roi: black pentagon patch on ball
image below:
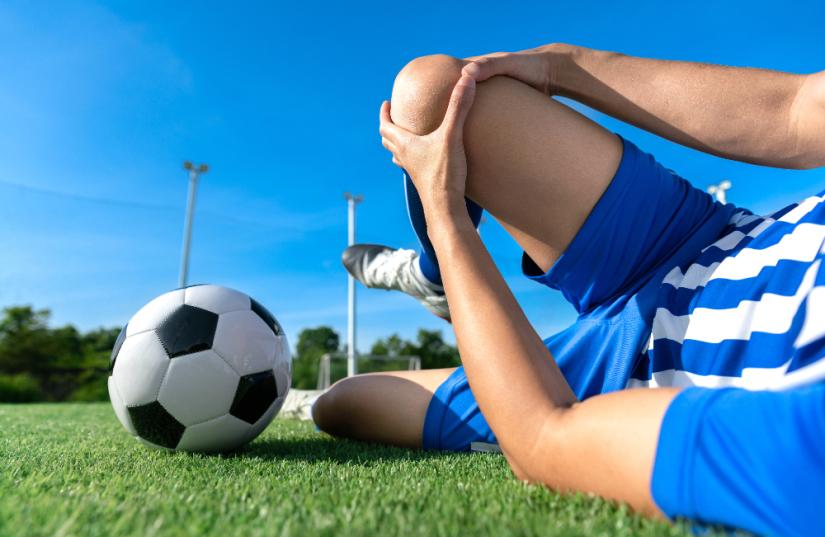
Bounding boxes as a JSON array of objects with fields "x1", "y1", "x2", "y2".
[
  {"x1": 250, "y1": 299, "x2": 283, "y2": 336},
  {"x1": 110, "y1": 323, "x2": 129, "y2": 371},
  {"x1": 230, "y1": 370, "x2": 279, "y2": 424},
  {"x1": 127, "y1": 401, "x2": 185, "y2": 449},
  {"x1": 155, "y1": 304, "x2": 218, "y2": 358}
]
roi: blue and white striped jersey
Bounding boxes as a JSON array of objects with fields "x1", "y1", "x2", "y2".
[
  {"x1": 629, "y1": 192, "x2": 825, "y2": 391},
  {"x1": 531, "y1": 139, "x2": 825, "y2": 534}
]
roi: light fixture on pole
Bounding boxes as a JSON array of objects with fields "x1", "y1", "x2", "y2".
[
  {"x1": 179, "y1": 161, "x2": 209, "y2": 288},
  {"x1": 344, "y1": 192, "x2": 363, "y2": 377},
  {"x1": 708, "y1": 179, "x2": 732, "y2": 204}
]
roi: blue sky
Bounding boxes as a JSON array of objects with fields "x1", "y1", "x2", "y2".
[{"x1": 1, "y1": 0, "x2": 824, "y2": 349}]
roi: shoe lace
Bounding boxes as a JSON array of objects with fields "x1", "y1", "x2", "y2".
[{"x1": 369, "y1": 249, "x2": 420, "y2": 291}]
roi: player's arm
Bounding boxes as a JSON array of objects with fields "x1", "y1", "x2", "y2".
[
  {"x1": 430, "y1": 202, "x2": 678, "y2": 516},
  {"x1": 464, "y1": 44, "x2": 825, "y2": 169},
  {"x1": 379, "y1": 75, "x2": 679, "y2": 517}
]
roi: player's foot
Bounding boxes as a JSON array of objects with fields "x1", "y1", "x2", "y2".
[{"x1": 342, "y1": 244, "x2": 450, "y2": 321}]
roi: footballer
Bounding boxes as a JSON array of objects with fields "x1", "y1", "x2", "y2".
[{"x1": 313, "y1": 44, "x2": 825, "y2": 535}]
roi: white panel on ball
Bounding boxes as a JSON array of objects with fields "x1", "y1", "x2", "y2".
[
  {"x1": 184, "y1": 285, "x2": 251, "y2": 315},
  {"x1": 126, "y1": 289, "x2": 185, "y2": 336},
  {"x1": 273, "y1": 361, "x2": 291, "y2": 401},
  {"x1": 274, "y1": 335, "x2": 292, "y2": 362},
  {"x1": 212, "y1": 310, "x2": 277, "y2": 376},
  {"x1": 176, "y1": 414, "x2": 252, "y2": 453},
  {"x1": 113, "y1": 331, "x2": 171, "y2": 407},
  {"x1": 108, "y1": 376, "x2": 136, "y2": 435},
  {"x1": 157, "y1": 350, "x2": 239, "y2": 427}
]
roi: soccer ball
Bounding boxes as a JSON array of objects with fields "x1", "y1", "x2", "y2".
[{"x1": 108, "y1": 284, "x2": 291, "y2": 452}]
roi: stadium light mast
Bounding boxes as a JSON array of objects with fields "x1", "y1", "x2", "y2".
[
  {"x1": 344, "y1": 192, "x2": 363, "y2": 377},
  {"x1": 708, "y1": 179, "x2": 732, "y2": 204},
  {"x1": 179, "y1": 161, "x2": 209, "y2": 288}
]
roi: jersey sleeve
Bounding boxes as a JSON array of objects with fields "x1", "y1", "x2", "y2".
[{"x1": 651, "y1": 384, "x2": 825, "y2": 535}]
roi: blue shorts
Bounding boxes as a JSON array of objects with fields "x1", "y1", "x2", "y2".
[{"x1": 422, "y1": 135, "x2": 734, "y2": 451}]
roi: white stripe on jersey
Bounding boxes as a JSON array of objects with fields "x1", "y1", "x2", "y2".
[
  {"x1": 626, "y1": 360, "x2": 791, "y2": 390},
  {"x1": 662, "y1": 262, "x2": 720, "y2": 291},
  {"x1": 700, "y1": 218, "x2": 774, "y2": 254},
  {"x1": 773, "y1": 358, "x2": 825, "y2": 390},
  {"x1": 710, "y1": 223, "x2": 825, "y2": 281},
  {"x1": 779, "y1": 194, "x2": 825, "y2": 224},
  {"x1": 653, "y1": 261, "x2": 819, "y2": 344},
  {"x1": 663, "y1": 223, "x2": 825, "y2": 291},
  {"x1": 795, "y1": 286, "x2": 825, "y2": 348},
  {"x1": 632, "y1": 193, "x2": 825, "y2": 393},
  {"x1": 627, "y1": 356, "x2": 825, "y2": 391},
  {"x1": 692, "y1": 193, "x2": 822, "y2": 258},
  {"x1": 627, "y1": 352, "x2": 825, "y2": 391}
]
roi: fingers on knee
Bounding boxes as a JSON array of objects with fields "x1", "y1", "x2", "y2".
[{"x1": 391, "y1": 54, "x2": 467, "y2": 134}]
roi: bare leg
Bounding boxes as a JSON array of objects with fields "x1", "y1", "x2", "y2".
[{"x1": 312, "y1": 368, "x2": 455, "y2": 448}]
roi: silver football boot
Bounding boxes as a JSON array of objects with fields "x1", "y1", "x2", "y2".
[{"x1": 342, "y1": 244, "x2": 450, "y2": 321}]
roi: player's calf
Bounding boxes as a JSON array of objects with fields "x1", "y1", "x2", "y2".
[{"x1": 313, "y1": 369, "x2": 455, "y2": 449}]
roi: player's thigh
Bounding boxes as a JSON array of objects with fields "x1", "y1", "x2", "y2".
[
  {"x1": 391, "y1": 56, "x2": 622, "y2": 273},
  {"x1": 312, "y1": 367, "x2": 455, "y2": 449},
  {"x1": 463, "y1": 76, "x2": 622, "y2": 272}
]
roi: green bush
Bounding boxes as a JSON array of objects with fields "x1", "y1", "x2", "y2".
[
  {"x1": 68, "y1": 378, "x2": 109, "y2": 402},
  {"x1": 0, "y1": 373, "x2": 43, "y2": 402}
]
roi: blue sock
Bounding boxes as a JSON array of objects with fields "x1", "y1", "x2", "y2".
[
  {"x1": 418, "y1": 250, "x2": 443, "y2": 287},
  {"x1": 404, "y1": 171, "x2": 483, "y2": 286}
]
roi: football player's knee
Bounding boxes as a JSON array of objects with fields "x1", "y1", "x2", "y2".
[
  {"x1": 312, "y1": 378, "x2": 357, "y2": 436},
  {"x1": 390, "y1": 54, "x2": 467, "y2": 135}
]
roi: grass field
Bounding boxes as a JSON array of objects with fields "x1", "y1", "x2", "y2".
[{"x1": 0, "y1": 404, "x2": 695, "y2": 537}]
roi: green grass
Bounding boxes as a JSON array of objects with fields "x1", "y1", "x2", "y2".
[{"x1": 0, "y1": 404, "x2": 693, "y2": 537}]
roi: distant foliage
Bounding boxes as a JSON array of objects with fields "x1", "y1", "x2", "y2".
[
  {"x1": 0, "y1": 307, "x2": 463, "y2": 399},
  {"x1": 0, "y1": 373, "x2": 42, "y2": 402},
  {"x1": 292, "y1": 326, "x2": 340, "y2": 389},
  {"x1": 291, "y1": 327, "x2": 460, "y2": 389},
  {"x1": 371, "y1": 329, "x2": 460, "y2": 370},
  {"x1": 0, "y1": 306, "x2": 117, "y2": 402}
]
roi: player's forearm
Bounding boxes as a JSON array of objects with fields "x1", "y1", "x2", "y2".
[
  {"x1": 550, "y1": 44, "x2": 823, "y2": 169},
  {"x1": 426, "y1": 209, "x2": 576, "y2": 466},
  {"x1": 427, "y1": 208, "x2": 677, "y2": 516}
]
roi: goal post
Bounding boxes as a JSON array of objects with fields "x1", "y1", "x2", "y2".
[{"x1": 316, "y1": 353, "x2": 421, "y2": 390}]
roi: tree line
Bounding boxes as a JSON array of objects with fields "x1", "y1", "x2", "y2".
[{"x1": 0, "y1": 305, "x2": 461, "y2": 402}]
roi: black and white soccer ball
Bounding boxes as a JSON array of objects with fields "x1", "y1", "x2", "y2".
[{"x1": 108, "y1": 285, "x2": 291, "y2": 452}]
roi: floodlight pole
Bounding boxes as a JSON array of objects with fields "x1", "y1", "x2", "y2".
[
  {"x1": 344, "y1": 192, "x2": 363, "y2": 377},
  {"x1": 179, "y1": 161, "x2": 209, "y2": 288},
  {"x1": 708, "y1": 179, "x2": 732, "y2": 204}
]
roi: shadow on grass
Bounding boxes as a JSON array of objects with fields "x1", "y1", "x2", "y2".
[{"x1": 234, "y1": 435, "x2": 457, "y2": 465}]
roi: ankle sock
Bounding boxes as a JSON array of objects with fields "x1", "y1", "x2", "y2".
[{"x1": 418, "y1": 253, "x2": 444, "y2": 287}]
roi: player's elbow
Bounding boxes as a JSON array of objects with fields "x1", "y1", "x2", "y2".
[
  {"x1": 503, "y1": 408, "x2": 571, "y2": 486},
  {"x1": 505, "y1": 453, "x2": 533, "y2": 483}
]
